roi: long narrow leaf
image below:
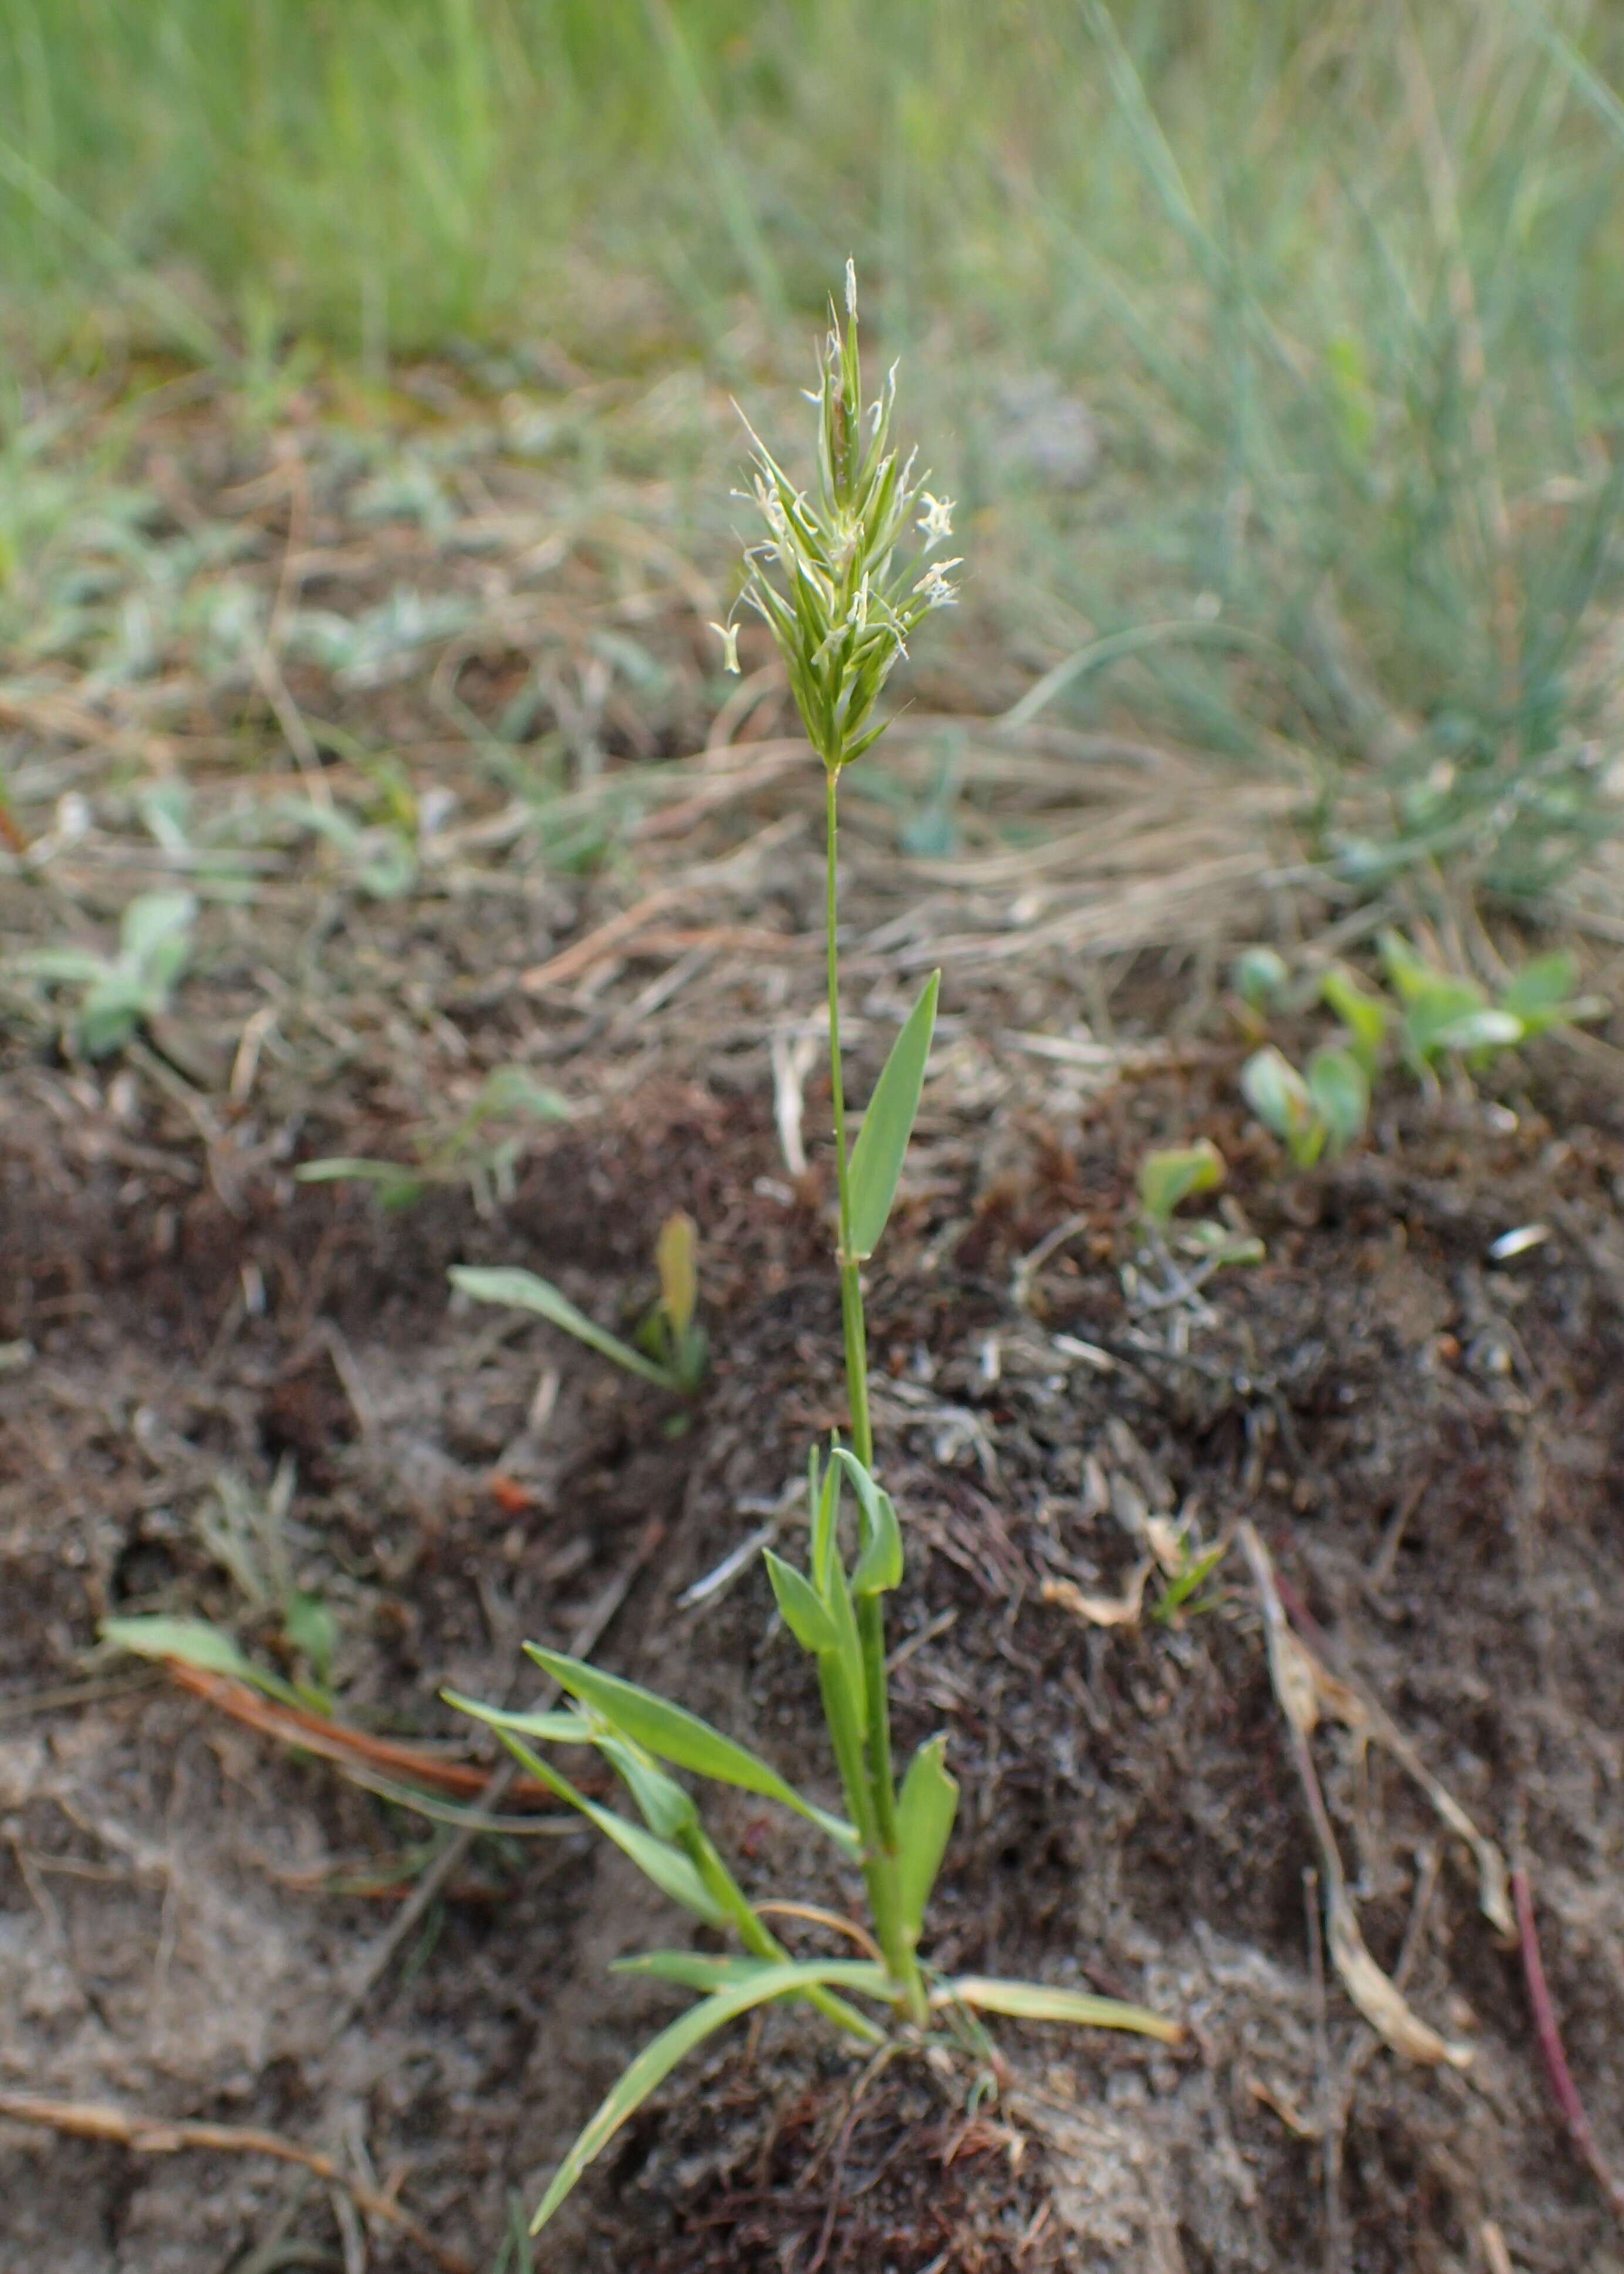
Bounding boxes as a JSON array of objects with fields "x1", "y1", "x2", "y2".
[
  {"x1": 449, "y1": 1266, "x2": 676, "y2": 1389},
  {"x1": 896, "y1": 1735, "x2": 958, "y2": 1938},
  {"x1": 846, "y1": 970, "x2": 940, "y2": 1260},
  {"x1": 593, "y1": 1731, "x2": 698, "y2": 1840},
  {"x1": 612, "y1": 1951, "x2": 781, "y2": 1993},
  {"x1": 100, "y1": 1615, "x2": 305, "y2": 1709},
  {"x1": 480, "y1": 1722, "x2": 725, "y2": 1926},
  {"x1": 529, "y1": 1959, "x2": 893, "y2": 2232},
  {"x1": 440, "y1": 1693, "x2": 588, "y2": 1746},
  {"x1": 940, "y1": 1976, "x2": 1180, "y2": 2042},
  {"x1": 526, "y1": 1648, "x2": 860, "y2": 1858}
]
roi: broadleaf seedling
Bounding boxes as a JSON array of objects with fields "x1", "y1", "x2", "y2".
[
  {"x1": 1132, "y1": 1138, "x2": 1262, "y2": 1302},
  {"x1": 1235, "y1": 933, "x2": 1600, "y2": 1167}
]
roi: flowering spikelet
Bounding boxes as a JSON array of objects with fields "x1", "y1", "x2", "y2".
[{"x1": 718, "y1": 263, "x2": 960, "y2": 771}]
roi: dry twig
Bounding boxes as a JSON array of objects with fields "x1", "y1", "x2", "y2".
[
  {"x1": 1512, "y1": 1867, "x2": 1624, "y2": 2228},
  {"x1": 0, "y1": 2094, "x2": 472, "y2": 2274}
]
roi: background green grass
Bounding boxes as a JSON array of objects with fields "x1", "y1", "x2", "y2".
[{"x1": 3, "y1": 0, "x2": 1622, "y2": 889}]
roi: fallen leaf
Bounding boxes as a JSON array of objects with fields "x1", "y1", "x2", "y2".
[
  {"x1": 1043, "y1": 1562, "x2": 1153, "y2": 1629},
  {"x1": 1328, "y1": 1894, "x2": 1473, "y2": 2069}
]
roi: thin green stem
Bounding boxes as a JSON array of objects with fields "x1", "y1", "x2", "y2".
[
  {"x1": 823, "y1": 760, "x2": 927, "y2": 2028},
  {"x1": 825, "y1": 763, "x2": 874, "y2": 1465}
]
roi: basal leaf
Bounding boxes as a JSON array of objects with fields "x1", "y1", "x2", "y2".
[
  {"x1": 940, "y1": 1976, "x2": 1180, "y2": 2042},
  {"x1": 295, "y1": 1158, "x2": 427, "y2": 1207},
  {"x1": 1305, "y1": 1045, "x2": 1369, "y2": 1156},
  {"x1": 656, "y1": 1212, "x2": 698, "y2": 1340},
  {"x1": 1321, "y1": 963, "x2": 1389, "y2": 1072},
  {"x1": 526, "y1": 1649, "x2": 859, "y2": 1858},
  {"x1": 10, "y1": 947, "x2": 108, "y2": 984},
  {"x1": 468, "y1": 1067, "x2": 572, "y2": 1124},
  {"x1": 1231, "y1": 946, "x2": 1289, "y2": 1010},
  {"x1": 1500, "y1": 950, "x2": 1578, "y2": 1017},
  {"x1": 529, "y1": 1960, "x2": 892, "y2": 2232},
  {"x1": 846, "y1": 970, "x2": 940, "y2": 1260},
  {"x1": 100, "y1": 1614, "x2": 304, "y2": 1708},
  {"x1": 77, "y1": 977, "x2": 147, "y2": 1056},
  {"x1": 1240, "y1": 1045, "x2": 1323, "y2": 1166},
  {"x1": 1433, "y1": 1007, "x2": 1524, "y2": 1054},
  {"x1": 1137, "y1": 1139, "x2": 1225, "y2": 1227},
  {"x1": 119, "y1": 889, "x2": 195, "y2": 970}
]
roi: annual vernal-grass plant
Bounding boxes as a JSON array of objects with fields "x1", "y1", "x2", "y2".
[{"x1": 449, "y1": 272, "x2": 1178, "y2": 2240}]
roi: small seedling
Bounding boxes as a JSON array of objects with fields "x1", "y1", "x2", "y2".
[
  {"x1": 1319, "y1": 962, "x2": 1388, "y2": 1074},
  {"x1": 453, "y1": 1209, "x2": 708, "y2": 1397},
  {"x1": 1228, "y1": 941, "x2": 1292, "y2": 1032},
  {"x1": 448, "y1": 271, "x2": 1176, "y2": 2242},
  {"x1": 7, "y1": 888, "x2": 196, "y2": 1056},
  {"x1": 1379, "y1": 932, "x2": 1603, "y2": 1074},
  {"x1": 1150, "y1": 1535, "x2": 1230, "y2": 1627},
  {"x1": 99, "y1": 1614, "x2": 316, "y2": 1710},
  {"x1": 635, "y1": 1210, "x2": 708, "y2": 1392},
  {"x1": 1135, "y1": 1139, "x2": 1263, "y2": 1288},
  {"x1": 279, "y1": 792, "x2": 417, "y2": 899},
  {"x1": 296, "y1": 1065, "x2": 570, "y2": 1214},
  {"x1": 1240, "y1": 934, "x2": 1602, "y2": 1166},
  {"x1": 1137, "y1": 1138, "x2": 1225, "y2": 1227},
  {"x1": 104, "y1": 1459, "x2": 339, "y2": 1710},
  {"x1": 1243, "y1": 1045, "x2": 1326, "y2": 1167}
]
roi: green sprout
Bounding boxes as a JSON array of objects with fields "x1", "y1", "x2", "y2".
[
  {"x1": 452, "y1": 1208, "x2": 708, "y2": 1399},
  {"x1": 296, "y1": 1065, "x2": 571, "y2": 1215},
  {"x1": 448, "y1": 270, "x2": 1177, "y2": 2242},
  {"x1": 1135, "y1": 1139, "x2": 1264, "y2": 1294},
  {"x1": 7, "y1": 888, "x2": 196, "y2": 1057},
  {"x1": 1240, "y1": 934, "x2": 1602, "y2": 1168}
]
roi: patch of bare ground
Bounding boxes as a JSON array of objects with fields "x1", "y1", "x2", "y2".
[{"x1": 2, "y1": 1001, "x2": 1622, "y2": 2270}]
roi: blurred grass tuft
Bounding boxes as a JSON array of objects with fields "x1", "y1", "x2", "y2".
[{"x1": 2, "y1": 0, "x2": 1621, "y2": 888}]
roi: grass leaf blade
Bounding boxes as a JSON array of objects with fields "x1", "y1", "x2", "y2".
[
  {"x1": 529, "y1": 1959, "x2": 892, "y2": 2232},
  {"x1": 526, "y1": 1649, "x2": 860, "y2": 1857},
  {"x1": 449, "y1": 1266, "x2": 675, "y2": 1388},
  {"x1": 846, "y1": 970, "x2": 940, "y2": 1260},
  {"x1": 941, "y1": 1975, "x2": 1180, "y2": 2042}
]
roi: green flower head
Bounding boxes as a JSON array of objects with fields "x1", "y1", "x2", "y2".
[{"x1": 721, "y1": 262, "x2": 959, "y2": 772}]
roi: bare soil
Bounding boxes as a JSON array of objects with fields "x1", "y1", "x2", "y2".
[{"x1": 3, "y1": 1010, "x2": 1623, "y2": 2274}]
